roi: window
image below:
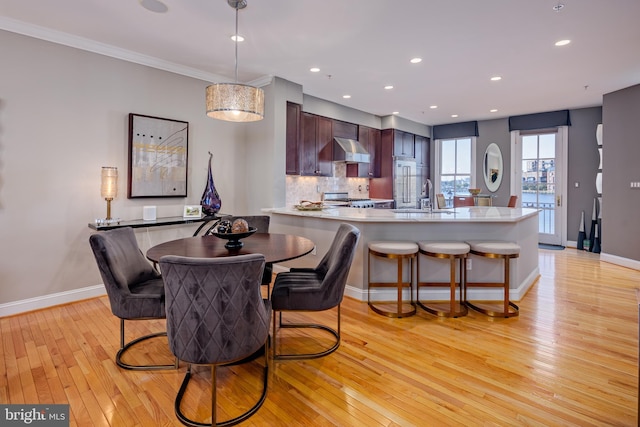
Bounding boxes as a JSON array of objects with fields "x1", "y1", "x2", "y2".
[{"x1": 435, "y1": 137, "x2": 475, "y2": 207}]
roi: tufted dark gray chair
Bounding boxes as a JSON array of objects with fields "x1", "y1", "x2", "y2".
[
  {"x1": 271, "y1": 223, "x2": 360, "y2": 360},
  {"x1": 89, "y1": 227, "x2": 178, "y2": 370},
  {"x1": 196, "y1": 215, "x2": 274, "y2": 297},
  {"x1": 159, "y1": 253, "x2": 270, "y2": 427}
]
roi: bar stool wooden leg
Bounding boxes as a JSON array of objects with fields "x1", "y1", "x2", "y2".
[
  {"x1": 464, "y1": 241, "x2": 520, "y2": 318},
  {"x1": 416, "y1": 242, "x2": 469, "y2": 318},
  {"x1": 368, "y1": 241, "x2": 418, "y2": 318}
]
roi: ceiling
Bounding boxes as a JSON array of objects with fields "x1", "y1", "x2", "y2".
[{"x1": 1, "y1": 0, "x2": 639, "y2": 125}]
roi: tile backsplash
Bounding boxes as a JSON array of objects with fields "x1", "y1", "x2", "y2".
[{"x1": 285, "y1": 163, "x2": 369, "y2": 206}]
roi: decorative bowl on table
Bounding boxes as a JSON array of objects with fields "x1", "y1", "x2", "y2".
[
  {"x1": 211, "y1": 227, "x2": 257, "y2": 249},
  {"x1": 468, "y1": 188, "x2": 481, "y2": 196}
]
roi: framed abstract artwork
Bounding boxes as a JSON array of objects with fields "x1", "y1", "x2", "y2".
[{"x1": 128, "y1": 113, "x2": 189, "y2": 198}]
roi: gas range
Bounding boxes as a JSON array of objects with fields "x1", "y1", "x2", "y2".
[{"x1": 322, "y1": 192, "x2": 375, "y2": 208}]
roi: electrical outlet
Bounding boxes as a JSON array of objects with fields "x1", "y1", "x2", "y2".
[{"x1": 466, "y1": 259, "x2": 472, "y2": 270}]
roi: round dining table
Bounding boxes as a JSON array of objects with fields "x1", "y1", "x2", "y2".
[{"x1": 146, "y1": 233, "x2": 315, "y2": 264}]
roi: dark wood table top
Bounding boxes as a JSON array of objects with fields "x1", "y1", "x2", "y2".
[{"x1": 146, "y1": 233, "x2": 315, "y2": 264}]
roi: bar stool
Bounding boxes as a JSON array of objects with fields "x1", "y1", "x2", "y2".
[
  {"x1": 368, "y1": 241, "x2": 418, "y2": 318},
  {"x1": 464, "y1": 241, "x2": 520, "y2": 318},
  {"x1": 416, "y1": 241, "x2": 469, "y2": 317}
]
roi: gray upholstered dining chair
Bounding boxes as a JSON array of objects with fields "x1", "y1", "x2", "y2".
[
  {"x1": 89, "y1": 227, "x2": 178, "y2": 370},
  {"x1": 271, "y1": 223, "x2": 360, "y2": 360},
  {"x1": 159, "y1": 253, "x2": 270, "y2": 427},
  {"x1": 197, "y1": 215, "x2": 274, "y2": 297}
]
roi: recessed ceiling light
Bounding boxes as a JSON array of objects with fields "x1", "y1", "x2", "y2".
[
  {"x1": 310, "y1": 67, "x2": 320, "y2": 73},
  {"x1": 384, "y1": 85, "x2": 394, "y2": 90},
  {"x1": 392, "y1": 111, "x2": 400, "y2": 115},
  {"x1": 343, "y1": 95, "x2": 351, "y2": 99},
  {"x1": 410, "y1": 58, "x2": 422, "y2": 64},
  {"x1": 430, "y1": 105, "x2": 438, "y2": 109},
  {"x1": 491, "y1": 76, "x2": 502, "y2": 81},
  {"x1": 231, "y1": 35, "x2": 244, "y2": 42},
  {"x1": 139, "y1": 0, "x2": 168, "y2": 13},
  {"x1": 555, "y1": 39, "x2": 571, "y2": 46},
  {"x1": 490, "y1": 109, "x2": 498, "y2": 113},
  {"x1": 451, "y1": 114, "x2": 459, "y2": 118}
]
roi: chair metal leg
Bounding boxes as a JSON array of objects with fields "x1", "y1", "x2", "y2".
[
  {"x1": 116, "y1": 319, "x2": 179, "y2": 370},
  {"x1": 174, "y1": 340, "x2": 269, "y2": 427},
  {"x1": 273, "y1": 305, "x2": 341, "y2": 360}
]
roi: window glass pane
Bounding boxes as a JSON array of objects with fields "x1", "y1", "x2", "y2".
[
  {"x1": 539, "y1": 134, "x2": 555, "y2": 158},
  {"x1": 441, "y1": 139, "x2": 456, "y2": 174},
  {"x1": 456, "y1": 138, "x2": 471, "y2": 174},
  {"x1": 456, "y1": 175, "x2": 470, "y2": 195},
  {"x1": 522, "y1": 135, "x2": 538, "y2": 159},
  {"x1": 440, "y1": 176, "x2": 456, "y2": 200}
]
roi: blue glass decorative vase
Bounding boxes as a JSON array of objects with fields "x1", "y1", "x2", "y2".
[{"x1": 200, "y1": 152, "x2": 221, "y2": 216}]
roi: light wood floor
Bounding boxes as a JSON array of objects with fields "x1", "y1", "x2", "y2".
[{"x1": 2, "y1": 248, "x2": 639, "y2": 426}]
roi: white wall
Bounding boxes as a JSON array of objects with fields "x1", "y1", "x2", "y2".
[{"x1": 0, "y1": 30, "x2": 255, "y2": 306}]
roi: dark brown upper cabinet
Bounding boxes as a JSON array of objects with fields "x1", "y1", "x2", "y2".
[
  {"x1": 332, "y1": 119, "x2": 358, "y2": 140},
  {"x1": 300, "y1": 112, "x2": 333, "y2": 176},
  {"x1": 347, "y1": 125, "x2": 381, "y2": 178},
  {"x1": 414, "y1": 135, "x2": 430, "y2": 167},
  {"x1": 286, "y1": 102, "x2": 301, "y2": 175},
  {"x1": 392, "y1": 129, "x2": 415, "y2": 158}
]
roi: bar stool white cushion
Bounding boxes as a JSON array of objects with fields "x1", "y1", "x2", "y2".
[
  {"x1": 418, "y1": 241, "x2": 470, "y2": 255},
  {"x1": 368, "y1": 241, "x2": 418, "y2": 255},
  {"x1": 466, "y1": 241, "x2": 520, "y2": 255}
]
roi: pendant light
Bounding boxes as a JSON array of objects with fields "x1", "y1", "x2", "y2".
[{"x1": 206, "y1": 0, "x2": 264, "y2": 122}]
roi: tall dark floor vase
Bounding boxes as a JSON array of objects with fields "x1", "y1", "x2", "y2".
[
  {"x1": 588, "y1": 198, "x2": 597, "y2": 252},
  {"x1": 200, "y1": 151, "x2": 221, "y2": 216},
  {"x1": 577, "y1": 211, "x2": 586, "y2": 250},
  {"x1": 592, "y1": 221, "x2": 601, "y2": 254}
]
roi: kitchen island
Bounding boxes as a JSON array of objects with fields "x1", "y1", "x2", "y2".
[{"x1": 268, "y1": 206, "x2": 539, "y2": 303}]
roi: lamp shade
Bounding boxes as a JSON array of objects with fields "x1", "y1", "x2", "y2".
[
  {"x1": 101, "y1": 167, "x2": 118, "y2": 199},
  {"x1": 206, "y1": 83, "x2": 264, "y2": 122}
]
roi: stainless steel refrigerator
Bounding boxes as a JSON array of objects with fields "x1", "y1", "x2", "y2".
[{"x1": 393, "y1": 157, "x2": 418, "y2": 209}]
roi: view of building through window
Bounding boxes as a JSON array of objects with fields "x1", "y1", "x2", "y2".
[
  {"x1": 521, "y1": 133, "x2": 556, "y2": 234},
  {"x1": 438, "y1": 138, "x2": 472, "y2": 206}
]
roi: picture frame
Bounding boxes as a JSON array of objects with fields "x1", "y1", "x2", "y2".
[
  {"x1": 128, "y1": 113, "x2": 189, "y2": 198},
  {"x1": 183, "y1": 205, "x2": 202, "y2": 218}
]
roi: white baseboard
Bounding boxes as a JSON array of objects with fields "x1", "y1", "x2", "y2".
[
  {"x1": 345, "y1": 266, "x2": 540, "y2": 303},
  {"x1": 600, "y1": 252, "x2": 640, "y2": 271},
  {"x1": 0, "y1": 285, "x2": 106, "y2": 318}
]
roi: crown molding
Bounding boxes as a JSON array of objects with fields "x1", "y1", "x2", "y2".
[
  {"x1": 248, "y1": 75, "x2": 274, "y2": 88},
  {"x1": 0, "y1": 16, "x2": 233, "y2": 83}
]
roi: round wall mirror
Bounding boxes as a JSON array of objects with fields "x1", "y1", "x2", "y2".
[{"x1": 483, "y1": 143, "x2": 503, "y2": 192}]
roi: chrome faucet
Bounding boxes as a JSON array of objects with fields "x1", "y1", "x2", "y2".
[{"x1": 421, "y1": 179, "x2": 433, "y2": 213}]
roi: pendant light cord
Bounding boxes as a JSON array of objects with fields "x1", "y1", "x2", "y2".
[{"x1": 234, "y1": 5, "x2": 239, "y2": 83}]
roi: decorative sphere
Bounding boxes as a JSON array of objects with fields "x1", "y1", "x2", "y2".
[{"x1": 231, "y1": 218, "x2": 249, "y2": 233}]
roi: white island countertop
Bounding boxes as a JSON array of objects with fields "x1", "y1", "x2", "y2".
[
  {"x1": 269, "y1": 205, "x2": 540, "y2": 302},
  {"x1": 268, "y1": 206, "x2": 539, "y2": 223}
]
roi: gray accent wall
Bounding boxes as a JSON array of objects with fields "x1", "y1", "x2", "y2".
[
  {"x1": 602, "y1": 84, "x2": 640, "y2": 261},
  {"x1": 566, "y1": 107, "x2": 602, "y2": 243},
  {"x1": 477, "y1": 118, "x2": 511, "y2": 206},
  {"x1": 471, "y1": 107, "x2": 602, "y2": 230}
]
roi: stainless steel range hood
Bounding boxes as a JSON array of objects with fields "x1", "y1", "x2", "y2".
[{"x1": 333, "y1": 137, "x2": 370, "y2": 163}]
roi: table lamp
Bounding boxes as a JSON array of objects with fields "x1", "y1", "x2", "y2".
[{"x1": 101, "y1": 167, "x2": 118, "y2": 220}]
